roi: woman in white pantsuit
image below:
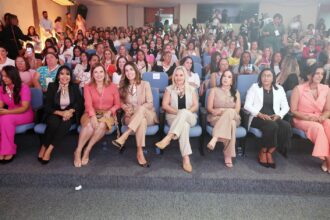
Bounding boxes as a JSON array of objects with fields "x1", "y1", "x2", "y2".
[{"x1": 155, "y1": 66, "x2": 198, "y2": 173}]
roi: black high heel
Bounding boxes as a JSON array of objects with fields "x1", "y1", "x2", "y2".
[
  {"x1": 40, "y1": 159, "x2": 50, "y2": 165},
  {"x1": 3, "y1": 155, "x2": 15, "y2": 164},
  {"x1": 138, "y1": 161, "x2": 150, "y2": 168},
  {"x1": 258, "y1": 151, "x2": 269, "y2": 168},
  {"x1": 266, "y1": 152, "x2": 276, "y2": 169},
  {"x1": 112, "y1": 140, "x2": 124, "y2": 150}
]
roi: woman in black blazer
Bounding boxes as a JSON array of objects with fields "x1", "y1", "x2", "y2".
[{"x1": 38, "y1": 65, "x2": 83, "y2": 164}]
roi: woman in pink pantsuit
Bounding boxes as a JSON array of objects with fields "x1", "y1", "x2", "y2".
[
  {"x1": 0, "y1": 66, "x2": 34, "y2": 163},
  {"x1": 291, "y1": 65, "x2": 330, "y2": 173}
]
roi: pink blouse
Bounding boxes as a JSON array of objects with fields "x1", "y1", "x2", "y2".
[
  {"x1": 19, "y1": 69, "x2": 35, "y2": 85},
  {"x1": 84, "y1": 82, "x2": 121, "y2": 117},
  {"x1": 0, "y1": 84, "x2": 33, "y2": 111}
]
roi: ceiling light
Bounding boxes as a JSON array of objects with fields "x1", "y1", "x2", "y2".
[{"x1": 52, "y1": 0, "x2": 76, "y2": 6}]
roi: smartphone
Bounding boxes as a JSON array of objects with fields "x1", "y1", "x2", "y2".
[{"x1": 26, "y1": 47, "x2": 32, "y2": 54}]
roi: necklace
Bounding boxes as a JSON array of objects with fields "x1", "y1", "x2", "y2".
[
  {"x1": 175, "y1": 85, "x2": 185, "y2": 98},
  {"x1": 128, "y1": 83, "x2": 137, "y2": 96}
]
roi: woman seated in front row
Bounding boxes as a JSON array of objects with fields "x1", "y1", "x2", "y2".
[
  {"x1": 207, "y1": 70, "x2": 241, "y2": 168},
  {"x1": 38, "y1": 65, "x2": 83, "y2": 164},
  {"x1": 155, "y1": 66, "x2": 198, "y2": 173},
  {"x1": 244, "y1": 68, "x2": 291, "y2": 169},
  {"x1": 74, "y1": 64, "x2": 120, "y2": 167},
  {"x1": 290, "y1": 64, "x2": 330, "y2": 174},
  {"x1": 0, "y1": 66, "x2": 34, "y2": 163},
  {"x1": 112, "y1": 62, "x2": 158, "y2": 168}
]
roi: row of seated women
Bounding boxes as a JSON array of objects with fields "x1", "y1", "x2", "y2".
[{"x1": 0, "y1": 63, "x2": 329, "y2": 175}]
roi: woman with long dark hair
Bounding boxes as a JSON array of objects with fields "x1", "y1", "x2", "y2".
[
  {"x1": 207, "y1": 70, "x2": 241, "y2": 167},
  {"x1": 113, "y1": 62, "x2": 158, "y2": 167},
  {"x1": 233, "y1": 51, "x2": 259, "y2": 75},
  {"x1": 0, "y1": 66, "x2": 34, "y2": 163},
  {"x1": 38, "y1": 65, "x2": 83, "y2": 164},
  {"x1": 112, "y1": 56, "x2": 128, "y2": 86},
  {"x1": 291, "y1": 65, "x2": 330, "y2": 173}
]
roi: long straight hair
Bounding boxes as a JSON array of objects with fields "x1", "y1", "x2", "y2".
[
  {"x1": 1, "y1": 66, "x2": 22, "y2": 105},
  {"x1": 218, "y1": 70, "x2": 237, "y2": 102}
]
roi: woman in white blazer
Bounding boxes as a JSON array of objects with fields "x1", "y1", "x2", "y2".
[{"x1": 244, "y1": 68, "x2": 292, "y2": 168}]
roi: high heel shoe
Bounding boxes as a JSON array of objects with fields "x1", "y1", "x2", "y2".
[
  {"x1": 258, "y1": 151, "x2": 269, "y2": 168},
  {"x1": 112, "y1": 140, "x2": 124, "y2": 150},
  {"x1": 81, "y1": 157, "x2": 89, "y2": 166},
  {"x1": 155, "y1": 136, "x2": 171, "y2": 150},
  {"x1": 73, "y1": 152, "x2": 82, "y2": 168},
  {"x1": 207, "y1": 141, "x2": 216, "y2": 151},
  {"x1": 224, "y1": 157, "x2": 233, "y2": 168},
  {"x1": 40, "y1": 159, "x2": 50, "y2": 165},
  {"x1": 138, "y1": 161, "x2": 150, "y2": 168},
  {"x1": 3, "y1": 155, "x2": 15, "y2": 164},
  {"x1": 321, "y1": 161, "x2": 328, "y2": 172},
  {"x1": 183, "y1": 162, "x2": 192, "y2": 173},
  {"x1": 266, "y1": 152, "x2": 276, "y2": 169},
  {"x1": 112, "y1": 134, "x2": 129, "y2": 150}
]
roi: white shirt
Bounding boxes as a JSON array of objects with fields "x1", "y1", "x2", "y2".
[
  {"x1": 40, "y1": 18, "x2": 53, "y2": 31},
  {"x1": 187, "y1": 72, "x2": 201, "y2": 88},
  {"x1": 0, "y1": 58, "x2": 15, "y2": 71},
  {"x1": 112, "y1": 72, "x2": 122, "y2": 86},
  {"x1": 155, "y1": 53, "x2": 178, "y2": 66}
]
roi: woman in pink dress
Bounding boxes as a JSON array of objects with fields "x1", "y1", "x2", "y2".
[
  {"x1": 0, "y1": 66, "x2": 34, "y2": 163},
  {"x1": 291, "y1": 64, "x2": 330, "y2": 173}
]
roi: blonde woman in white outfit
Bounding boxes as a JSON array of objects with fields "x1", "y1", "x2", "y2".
[{"x1": 155, "y1": 66, "x2": 198, "y2": 173}]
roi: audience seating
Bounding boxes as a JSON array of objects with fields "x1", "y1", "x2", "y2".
[
  {"x1": 190, "y1": 55, "x2": 201, "y2": 64},
  {"x1": 142, "y1": 72, "x2": 168, "y2": 95},
  {"x1": 200, "y1": 89, "x2": 247, "y2": 155},
  {"x1": 15, "y1": 88, "x2": 43, "y2": 134},
  {"x1": 193, "y1": 62, "x2": 202, "y2": 79}
]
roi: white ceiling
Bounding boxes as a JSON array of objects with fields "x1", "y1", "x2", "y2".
[{"x1": 76, "y1": 0, "x2": 327, "y2": 7}]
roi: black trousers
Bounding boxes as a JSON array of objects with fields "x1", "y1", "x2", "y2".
[
  {"x1": 42, "y1": 114, "x2": 73, "y2": 148},
  {"x1": 251, "y1": 117, "x2": 292, "y2": 151}
]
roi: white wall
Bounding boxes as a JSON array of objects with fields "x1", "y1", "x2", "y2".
[
  {"x1": 86, "y1": 4, "x2": 127, "y2": 28},
  {"x1": 0, "y1": 0, "x2": 34, "y2": 33},
  {"x1": 128, "y1": 5, "x2": 144, "y2": 28},
  {"x1": 179, "y1": 4, "x2": 197, "y2": 28},
  {"x1": 0, "y1": 0, "x2": 67, "y2": 35}
]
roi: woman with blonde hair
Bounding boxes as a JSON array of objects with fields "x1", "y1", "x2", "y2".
[
  {"x1": 112, "y1": 62, "x2": 158, "y2": 167},
  {"x1": 102, "y1": 48, "x2": 116, "y2": 76},
  {"x1": 276, "y1": 54, "x2": 301, "y2": 91},
  {"x1": 155, "y1": 66, "x2": 199, "y2": 173},
  {"x1": 74, "y1": 63, "x2": 120, "y2": 167}
]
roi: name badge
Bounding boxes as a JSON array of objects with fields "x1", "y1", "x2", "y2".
[
  {"x1": 45, "y1": 77, "x2": 53, "y2": 87},
  {"x1": 274, "y1": 30, "x2": 280, "y2": 36},
  {"x1": 153, "y1": 73, "x2": 160, "y2": 79}
]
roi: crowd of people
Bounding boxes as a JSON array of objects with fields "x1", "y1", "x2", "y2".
[{"x1": 0, "y1": 9, "x2": 329, "y2": 174}]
